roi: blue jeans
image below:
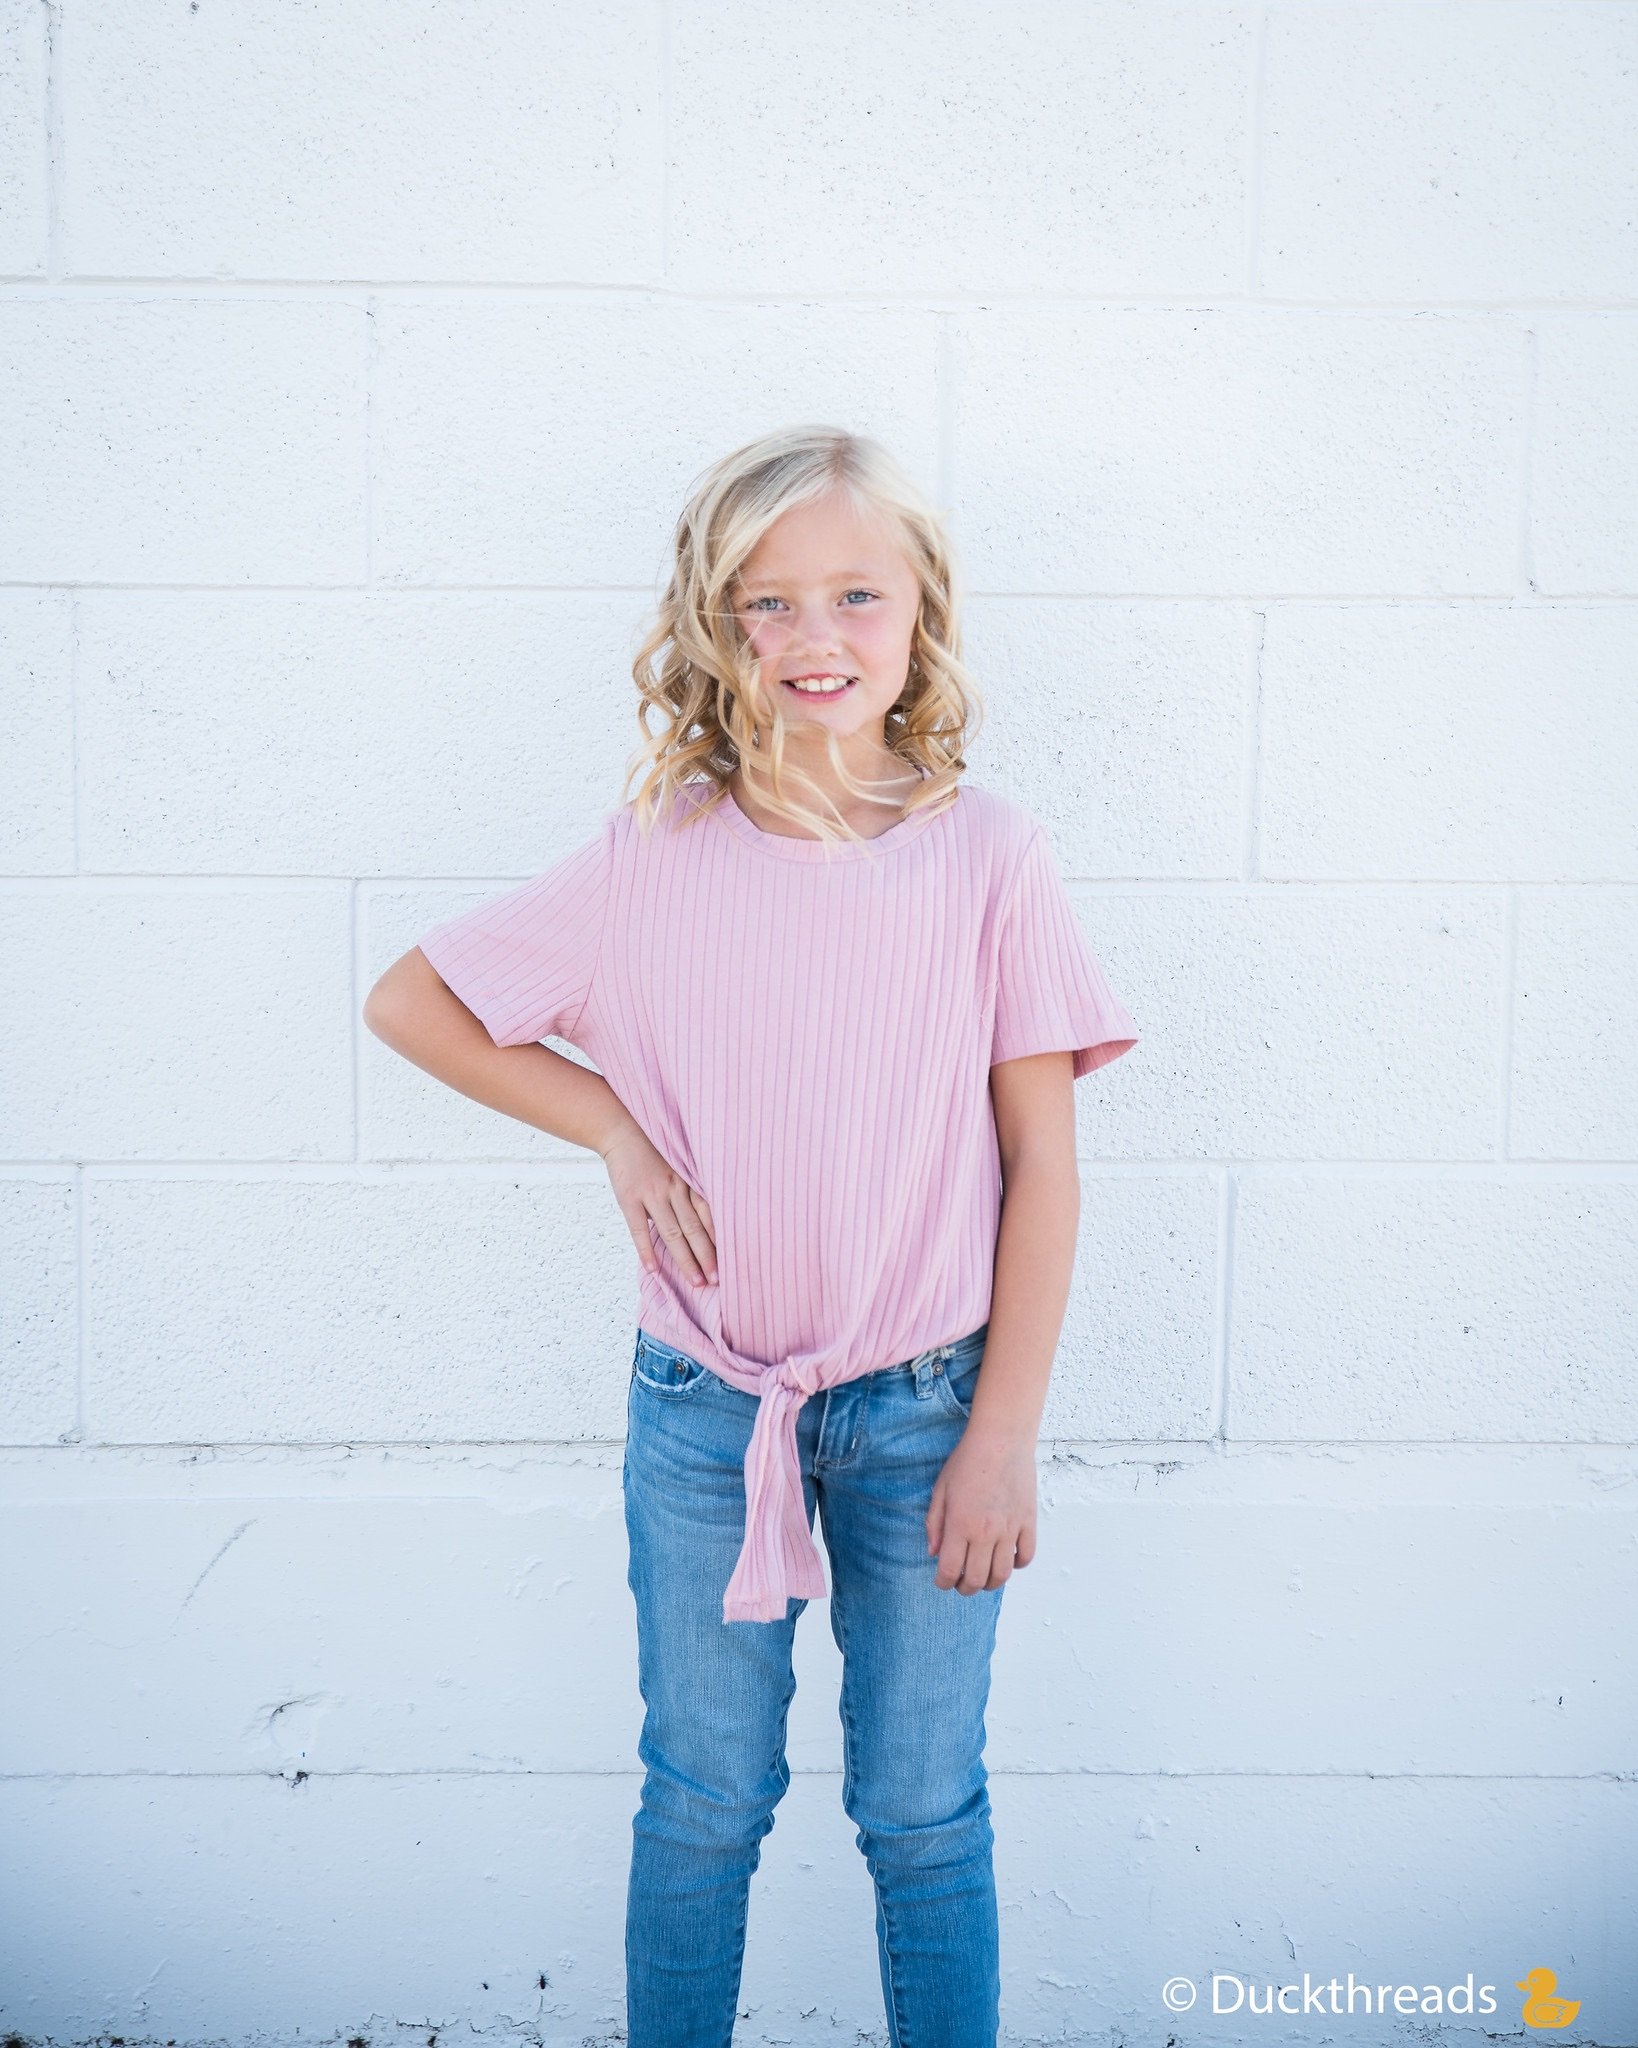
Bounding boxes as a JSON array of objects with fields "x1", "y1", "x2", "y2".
[{"x1": 622, "y1": 1321, "x2": 1003, "y2": 2048}]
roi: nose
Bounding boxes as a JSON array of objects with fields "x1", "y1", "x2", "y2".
[{"x1": 766, "y1": 592, "x2": 846, "y2": 645}]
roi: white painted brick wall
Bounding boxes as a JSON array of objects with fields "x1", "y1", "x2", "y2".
[{"x1": 2, "y1": 3, "x2": 1635, "y2": 2043}]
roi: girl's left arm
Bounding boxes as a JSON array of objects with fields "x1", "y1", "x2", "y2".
[{"x1": 925, "y1": 1049, "x2": 1081, "y2": 1595}]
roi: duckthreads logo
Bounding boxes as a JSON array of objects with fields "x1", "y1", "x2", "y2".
[
  {"x1": 1517, "y1": 1967, "x2": 1581, "y2": 2030},
  {"x1": 1159, "y1": 1965, "x2": 1587, "y2": 2025},
  {"x1": 1201, "y1": 1973, "x2": 1500, "y2": 2017}
]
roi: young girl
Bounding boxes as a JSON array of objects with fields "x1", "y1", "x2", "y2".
[{"x1": 364, "y1": 425, "x2": 1138, "y2": 2048}]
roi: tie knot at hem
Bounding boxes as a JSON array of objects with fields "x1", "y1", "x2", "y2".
[{"x1": 769, "y1": 1354, "x2": 824, "y2": 1401}]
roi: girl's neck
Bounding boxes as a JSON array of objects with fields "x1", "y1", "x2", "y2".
[{"x1": 729, "y1": 757, "x2": 924, "y2": 843}]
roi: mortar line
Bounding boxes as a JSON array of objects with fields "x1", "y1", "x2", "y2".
[
  {"x1": 1519, "y1": 320, "x2": 1538, "y2": 594},
  {"x1": 1500, "y1": 883, "x2": 1521, "y2": 1161},
  {"x1": 11, "y1": 1431, "x2": 1634, "y2": 1455},
  {"x1": 937, "y1": 312, "x2": 955, "y2": 512},
  {"x1": 1246, "y1": 8, "x2": 1269, "y2": 297},
  {"x1": 68, "y1": 586, "x2": 80, "y2": 871},
  {"x1": 363, "y1": 292, "x2": 377, "y2": 583},
  {"x1": 0, "y1": 1765, "x2": 1631, "y2": 1783},
  {"x1": 658, "y1": 0, "x2": 671, "y2": 283},
  {"x1": 73, "y1": 1165, "x2": 86, "y2": 1444},
  {"x1": 69, "y1": 582, "x2": 85, "y2": 1451},
  {"x1": 41, "y1": 2, "x2": 61, "y2": 276},
  {"x1": 5, "y1": 581, "x2": 1637, "y2": 603},
  {"x1": 350, "y1": 881, "x2": 362, "y2": 1164},
  {"x1": 13, "y1": 1156, "x2": 1638, "y2": 1178},
  {"x1": 1244, "y1": 604, "x2": 1266, "y2": 882},
  {"x1": 1217, "y1": 1168, "x2": 1236, "y2": 1441},
  {"x1": 10, "y1": 278, "x2": 1633, "y2": 312}
]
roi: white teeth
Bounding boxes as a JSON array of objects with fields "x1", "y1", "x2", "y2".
[{"x1": 787, "y1": 675, "x2": 853, "y2": 693}]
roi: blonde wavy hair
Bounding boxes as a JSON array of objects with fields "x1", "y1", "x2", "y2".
[{"x1": 623, "y1": 424, "x2": 985, "y2": 858}]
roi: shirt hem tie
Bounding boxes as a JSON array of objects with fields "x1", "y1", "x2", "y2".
[{"x1": 720, "y1": 1354, "x2": 828, "y2": 1624}]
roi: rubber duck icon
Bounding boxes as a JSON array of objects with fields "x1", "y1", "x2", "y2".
[{"x1": 1516, "y1": 1967, "x2": 1581, "y2": 2030}]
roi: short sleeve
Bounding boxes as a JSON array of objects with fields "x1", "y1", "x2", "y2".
[
  {"x1": 416, "y1": 818, "x2": 615, "y2": 1050},
  {"x1": 990, "y1": 827, "x2": 1139, "y2": 1078}
]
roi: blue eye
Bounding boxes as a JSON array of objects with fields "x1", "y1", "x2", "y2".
[{"x1": 742, "y1": 589, "x2": 879, "y2": 612}]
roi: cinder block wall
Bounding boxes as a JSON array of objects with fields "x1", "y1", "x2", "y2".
[{"x1": 3, "y1": 4, "x2": 1636, "y2": 2043}]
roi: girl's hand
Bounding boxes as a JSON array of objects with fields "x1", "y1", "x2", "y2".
[
  {"x1": 598, "y1": 1118, "x2": 717, "y2": 1289},
  {"x1": 926, "y1": 1426, "x2": 1038, "y2": 1594}
]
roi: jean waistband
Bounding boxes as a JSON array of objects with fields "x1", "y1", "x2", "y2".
[
  {"x1": 913, "y1": 1322, "x2": 989, "y2": 1370},
  {"x1": 636, "y1": 1322, "x2": 988, "y2": 1378}
]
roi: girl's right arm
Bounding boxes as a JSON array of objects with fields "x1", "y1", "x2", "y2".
[{"x1": 363, "y1": 946, "x2": 717, "y2": 1289}]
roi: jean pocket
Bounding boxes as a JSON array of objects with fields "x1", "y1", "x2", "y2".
[
  {"x1": 932, "y1": 1335, "x2": 987, "y2": 1421},
  {"x1": 631, "y1": 1331, "x2": 715, "y2": 1399}
]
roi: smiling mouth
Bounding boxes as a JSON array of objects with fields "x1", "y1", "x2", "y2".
[{"x1": 782, "y1": 675, "x2": 857, "y2": 699}]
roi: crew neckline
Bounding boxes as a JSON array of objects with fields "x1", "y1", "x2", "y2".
[{"x1": 699, "y1": 778, "x2": 961, "y2": 862}]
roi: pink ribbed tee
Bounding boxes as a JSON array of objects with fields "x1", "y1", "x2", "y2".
[{"x1": 417, "y1": 777, "x2": 1138, "y2": 1624}]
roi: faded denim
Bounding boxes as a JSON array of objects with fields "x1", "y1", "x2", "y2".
[{"x1": 622, "y1": 1320, "x2": 1003, "y2": 2048}]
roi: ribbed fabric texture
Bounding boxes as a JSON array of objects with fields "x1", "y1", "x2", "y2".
[{"x1": 417, "y1": 777, "x2": 1138, "y2": 1623}]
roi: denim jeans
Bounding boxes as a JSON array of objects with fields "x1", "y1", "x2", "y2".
[{"x1": 622, "y1": 1320, "x2": 1003, "y2": 2048}]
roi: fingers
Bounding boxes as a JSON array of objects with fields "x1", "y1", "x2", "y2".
[
  {"x1": 616, "y1": 1193, "x2": 660, "y2": 1276},
  {"x1": 965, "y1": 1537, "x2": 1002, "y2": 1594},
  {"x1": 648, "y1": 1204, "x2": 705, "y2": 1287},
  {"x1": 640, "y1": 1177, "x2": 718, "y2": 1289},
  {"x1": 600, "y1": 1132, "x2": 716, "y2": 1287},
  {"x1": 613, "y1": 1190, "x2": 701, "y2": 1285},
  {"x1": 933, "y1": 1527, "x2": 1025, "y2": 1594},
  {"x1": 683, "y1": 1187, "x2": 718, "y2": 1277},
  {"x1": 665, "y1": 1180, "x2": 717, "y2": 1286}
]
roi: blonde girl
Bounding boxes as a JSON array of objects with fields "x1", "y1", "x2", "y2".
[{"x1": 364, "y1": 425, "x2": 1138, "y2": 2048}]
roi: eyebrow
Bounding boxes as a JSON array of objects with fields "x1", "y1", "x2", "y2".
[{"x1": 735, "y1": 568, "x2": 887, "y2": 592}]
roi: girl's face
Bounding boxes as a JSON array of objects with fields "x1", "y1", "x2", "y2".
[{"x1": 730, "y1": 490, "x2": 923, "y2": 744}]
